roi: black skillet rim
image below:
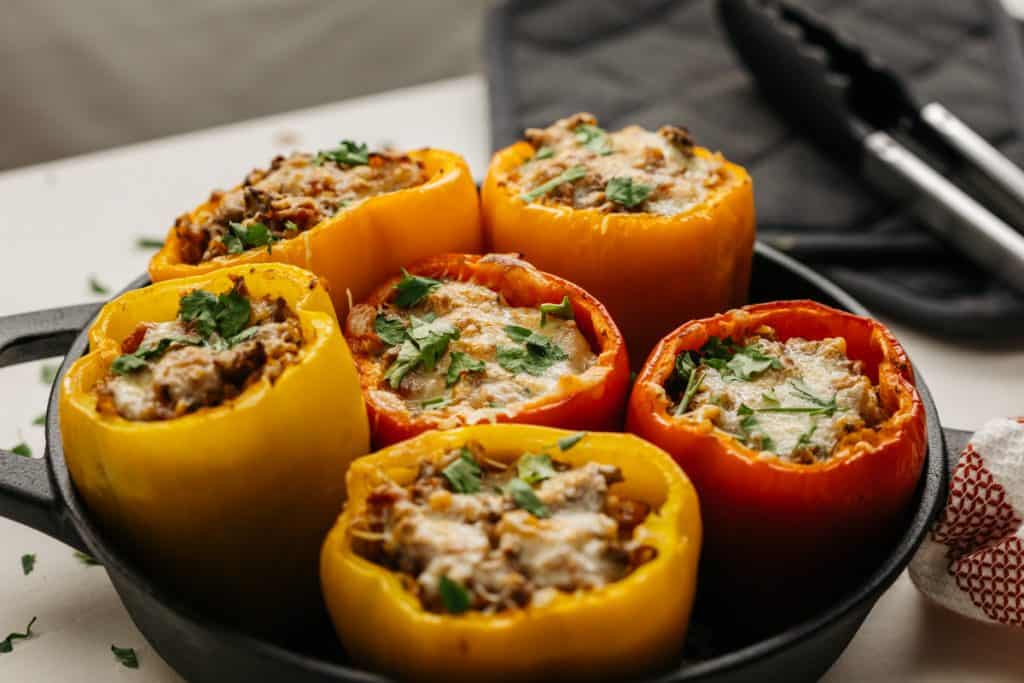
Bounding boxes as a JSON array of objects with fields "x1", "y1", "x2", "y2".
[{"x1": 41, "y1": 242, "x2": 948, "y2": 682}]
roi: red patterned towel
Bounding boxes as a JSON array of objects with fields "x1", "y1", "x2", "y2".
[{"x1": 910, "y1": 418, "x2": 1024, "y2": 626}]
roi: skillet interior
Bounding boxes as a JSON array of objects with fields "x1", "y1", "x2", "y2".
[{"x1": 40, "y1": 242, "x2": 948, "y2": 683}]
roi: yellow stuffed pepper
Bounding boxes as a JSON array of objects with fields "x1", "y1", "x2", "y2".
[
  {"x1": 320, "y1": 424, "x2": 701, "y2": 681},
  {"x1": 61, "y1": 263, "x2": 370, "y2": 630},
  {"x1": 482, "y1": 113, "x2": 755, "y2": 362},
  {"x1": 149, "y1": 143, "x2": 482, "y2": 318}
]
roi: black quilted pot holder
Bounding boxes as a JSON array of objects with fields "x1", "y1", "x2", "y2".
[{"x1": 485, "y1": 0, "x2": 1024, "y2": 338}]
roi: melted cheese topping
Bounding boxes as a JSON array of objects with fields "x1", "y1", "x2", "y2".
[
  {"x1": 509, "y1": 112, "x2": 725, "y2": 215},
  {"x1": 680, "y1": 334, "x2": 884, "y2": 463},
  {"x1": 351, "y1": 444, "x2": 653, "y2": 614},
  {"x1": 360, "y1": 280, "x2": 598, "y2": 425}
]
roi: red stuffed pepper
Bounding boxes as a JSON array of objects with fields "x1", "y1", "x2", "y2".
[{"x1": 345, "y1": 253, "x2": 631, "y2": 447}]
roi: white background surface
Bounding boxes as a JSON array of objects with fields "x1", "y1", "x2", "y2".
[{"x1": 0, "y1": 75, "x2": 1022, "y2": 681}]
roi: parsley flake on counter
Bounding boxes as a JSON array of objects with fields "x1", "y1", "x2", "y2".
[
  {"x1": 32, "y1": 414, "x2": 45, "y2": 426},
  {"x1": 557, "y1": 431, "x2": 586, "y2": 451},
  {"x1": 0, "y1": 617, "x2": 37, "y2": 654},
  {"x1": 135, "y1": 236, "x2": 165, "y2": 249},
  {"x1": 73, "y1": 551, "x2": 101, "y2": 566},
  {"x1": 504, "y1": 478, "x2": 550, "y2": 518},
  {"x1": 314, "y1": 140, "x2": 370, "y2": 167},
  {"x1": 111, "y1": 644, "x2": 139, "y2": 668},
  {"x1": 10, "y1": 443, "x2": 31, "y2": 458},
  {"x1": 40, "y1": 364, "x2": 57, "y2": 385},
  {"x1": 438, "y1": 576, "x2": 471, "y2": 614},
  {"x1": 519, "y1": 165, "x2": 587, "y2": 203},
  {"x1": 443, "y1": 447, "x2": 482, "y2": 494},
  {"x1": 517, "y1": 453, "x2": 556, "y2": 484},
  {"x1": 605, "y1": 176, "x2": 652, "y2": 208},
  {"x1": 394, "y1": 269, "x2": 442, "y2": 308},
  {"x1": 88, "y1": 276, "x2": 110, "y2": 296},
  {"x1": 575, "y1": 124, "x2": 613, "y2": 155},
  {"x1": 446, "y1": 351, "x2": 485, "y2": 388},
  {"x1": 21, "y1": 554, "x2": 35, "y2": 576},
  {"x1": 539, "y1": 295, "x2": 574, "y2": 326}
]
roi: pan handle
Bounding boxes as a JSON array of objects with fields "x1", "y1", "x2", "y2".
[{"x1": 0, "y1": 303, "x2": 101, "y2": 552}]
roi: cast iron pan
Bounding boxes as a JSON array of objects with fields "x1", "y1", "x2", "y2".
[{"x1": 0, "y1": 243, "x2": 958, "y2": 682}]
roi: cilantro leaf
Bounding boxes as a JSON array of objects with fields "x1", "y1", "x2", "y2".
[
  {"x1": 519, "y1": 165, "x2": 587, "y2": 203},
  {"x1": 438, "y1": 576, "x2": 471, "y2": 614},
  {"x1": 605, "y1": 176, "x2": 652, "y2": 208},
  {"x1": 442, "y1": 447, "x2": 482, "y2": 494},
  {"x1": 557, "y1": 431, "x2": 586, "y2": 451},
  {"x1": 136, "y1": 236, "x2": 165, "y2": 249},
  {"x1": 737, "y1": 404, "x2": 775, "y2": 452},
  {"x1": 406, "y1": 317, "x2": 460, "y2": 371},
  {"x1": 179, "y1": 289, "x2": 220, "y2": 337},
  {"x1": 32, "y1": 414, "x2": 45, "y2": 426},
  {"x1": 110, "y1": 336, "x2": 202, "y2": 375},
  {"x1": 446, "y1": 351, "x2": 485, "y2": 387},
  {"x1": 394, "y1": 269, "x2": 442, "y2": 308},
  {"x1": 575, "y1": 124, "x2": 613, "y2": 155},
  {"x1": 517, "y1": 453, "x2": 556, "y2": 484},
  {"x1": 0, "y1": 617, "x2": 37, "y2": 653},
  {"x1": 315, "y1": 140, "x2": 370, "y2": 166},
  {"x1": 374, "y1": 313, "x2": 407, "y2": 346},
  {"x1": 10, "y1": 443, "x2": 31, "y2": 458},
  {"x1": 726, "y1": 346, "x2": 782, "y2": 381},
  {"x1": 539, "y1": 295, "x2": 574, "y2": 326},
  {"x1": 384, "y1": 339, "x2": 421, "y2": 389},
  {"x1": 419, "y1": 396, "x2": 450, "y2": 410},
  {"x1": 533, "y1": 146, "x2": 555, "y2": 161},
  {"x1": 504, "y1": 478, "x2": 550, "y2": 518},
  {"x1": 504, "y1": 325, "x2": 533, "y2": 343},
  {"x1": 214, "y1": 289, "x2": 251, "y2": 339},
  {"x1": 111, "y1": 644, "x2": 139, "y2": 668},
  {"x1": 21, "y1": 554, "x2": 35, "y2": 576}
]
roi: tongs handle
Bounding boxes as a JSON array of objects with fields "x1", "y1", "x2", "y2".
[{"x1": 865, "y1": 131, "x2": 1024, "y2": 295}]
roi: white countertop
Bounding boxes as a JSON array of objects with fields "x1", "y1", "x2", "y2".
[{"x1": 0, "y1": 74, "x2": 1021, "y2": 681}]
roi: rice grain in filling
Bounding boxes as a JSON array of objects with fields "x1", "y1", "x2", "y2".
[{"x1": 350, "y1": 441, "x2": 654, "y2": 614}]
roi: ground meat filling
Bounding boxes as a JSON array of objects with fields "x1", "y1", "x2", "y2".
[
  {"x1": 507, "y1": 112, "x2": 726, "y2": 215},
  {"x1": 348, "y1": 268, "x2": 597, "y2": 423},
  {"x1": 351, "y1": 440, "x2": 655, "y2": 614},
  {"x1": 669, "y1": 327, "x2": 885, "y2": 463},
  {"x1": 176, "y1": 144, "x2": 428, "y2": 264},
  {"x1": 96, "y1": 278, "x2": 303, "y2": 421}
]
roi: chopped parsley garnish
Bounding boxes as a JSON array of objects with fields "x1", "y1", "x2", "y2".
[
  {"x1": 374, "y1": 313, "x2": 407, "y2": 346},
  {"x1": 0, "y1": 617, "x2": 37, "y2": 654},
  {"x1": 574, "y1": 124, "x2": 613, "y2": 155},
  {"x1": 135, "y1": 236, "x2": 165, "y2": 249},
  {"x1": 446, "y1": 351, "x2": 485, "y2": 387},
  {"x1": 179, "y1": 285, "x2": 251, "y2": 340},
  {"x1": 533, "y1": 146, "x2": 555, "y2": 161},
  {"x1": 496, "y1": 325, "x2": 568, "y2": 377},
  {"x1": 539, "y1": 295, "x2": 573, "y2": 326},
  {"x1": 88, "y1": 276, "x2": 110, "y2": 295},
  {"x1": 504, "y1": 478, "x2": 550, "y2": 518},
  {"x1": 73, "y1": 551, "x2": 101, "y2": 566},
  {"x1": 40, "y1": 364, "x2": 57, "y2": 385},
  {"x1": 605, "y1": 176, "x2": 652, "y2": 208},
  {"x1": 224, "y1": 221, "x2": 275, "y2": 254},
  {"x1": 516, "y1": 453, "x2": 556, "y2": 484},
  {"x1": 673, "y1": 352, "x2": 705, "y2": 416},
  {"x1": 692, "y1": 337, "x2": 782, "y2": 382},
  {"x1": 110, "y1": 337, "x2": 202, "y2": 375},
  {"x1": 21, "y1": 554, "x2": 35, "y2": 576},
  {"x1": 420, "y1": 396, "x2": 451, "y2": 410},
  {"x1": 111, "y1": 644, "x2": 139, "y2": 668},
  {"x1": 314, "y1": 140, "x2": 370, "y2": 166},
  {"x1": 737, "y1": 404, "x2": 775, "y2": 452},
  {"x1": 32, "y1": 414, "x2": 45, "y2": 426},
  {"x1": 442, "y1": 448, "x2": 482, "y2": 494},
  {"x1": 394, "y1": 269, "x2": 442, "y2": 308},
  {"x1": 756, "y1": 381, "x2": 838, "y2": 417},
  {"x1": 438, "y1": 576, "x2": 471, "y2": 614},
  {"x1": 557, "y1": 431, "x2": 586, "y2": 451},
  {"x1": 383, "y1": 340, "x2": 422, "y2": 389},
  {"x1": 519, "y1": 165, "x2": 587, "y2": 203},
  {"x1": 10, "y1": 443, "x2": 31, "y2": 458}
]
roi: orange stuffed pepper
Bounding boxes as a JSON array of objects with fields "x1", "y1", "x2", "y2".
[
  {"x1": 149, "y1": 142, "x2": 481, "y2": 318},
  {"x1": 627, "y1": 300, "x2": 926, "y2": 622},
  {"x1": 482, "y1": 113, "x2": 754, "y2": 363},
  {"x1": 345, "y1": 253, "x2": 631, "y2": 447}
]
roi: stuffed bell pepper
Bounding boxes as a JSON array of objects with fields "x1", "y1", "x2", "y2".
[
  {"x1": 149, "y1": 142, "x2": 482, "y2": 317},
  {"x1": 60, "y1": 263, "x2": 370, "y2": 630},
  {"x1": 344, "y1": 253, "x2": 631, "y2": 447},
  {"x1": 627, "y1": 300, "x2": 926, "y2": 623},
  {"x1": 482, "y1": 113, "x2": 755, "y2": 363},
  {"x1": 320, "y1": 424, "x2": 702, "y2": 681}
]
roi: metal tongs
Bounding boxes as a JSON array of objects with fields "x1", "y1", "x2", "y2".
[{"x1": 719, "y1": 0, "x2": 1024, "y2": 294}]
